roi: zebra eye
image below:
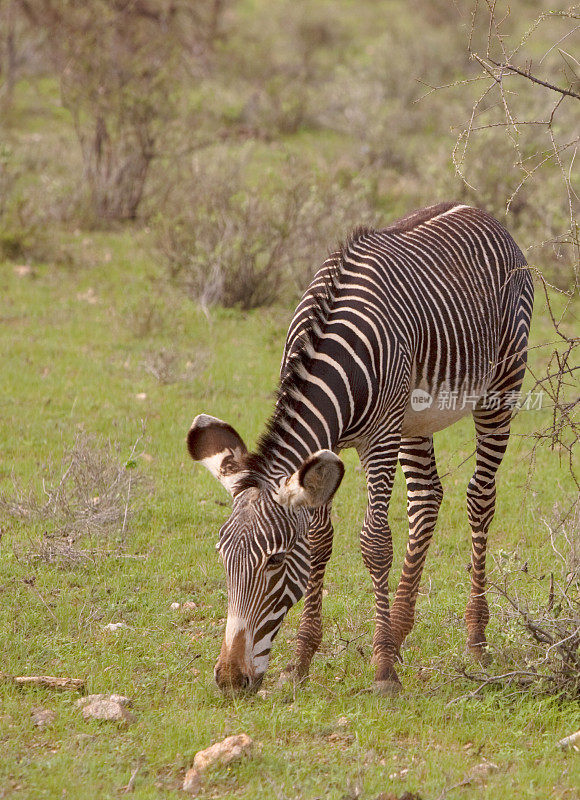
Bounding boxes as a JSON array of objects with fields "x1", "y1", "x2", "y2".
[{"x1": 266, "y1": 552, "x2": 285, "y2": 568}]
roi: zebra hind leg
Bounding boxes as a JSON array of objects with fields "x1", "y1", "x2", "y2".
[
  {"x1": 390, "y1": 436, "x2": 443, "y2": 655},
  {"x1": 359, "y1": 433, "x2": 402, "y2": 695},
  {"x1": 465, "y1": 403, "x2": 514, "y2": 663},
  {"x1": 280, "y1": 506, "x2": 334, "y2": 685}
]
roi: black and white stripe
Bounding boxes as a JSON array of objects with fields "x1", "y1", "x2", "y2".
[{"x1": 189, "y1": 202, "x2": 534, "y2": 692}]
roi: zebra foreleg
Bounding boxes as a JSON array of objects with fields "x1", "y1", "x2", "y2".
[
  {"x1": 278, "y1": 507, "x2": 334, "y2": 686},
  {"x1": 465, "y1": 405, "x2": 513, "y2": 663},
  {"x1": 293, "y1": 506, "x2": 334, "y2": 679},
  {"x1": 390, "y1": 436, "x2": 443, "y2": 654},
  {"x1": 359, "y1": 435, "x2": 402, "y2": 694}
]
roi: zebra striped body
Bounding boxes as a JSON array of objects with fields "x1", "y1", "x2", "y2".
[{"x1": 187, "y1": 202, "x2": 533, "y2": 693}]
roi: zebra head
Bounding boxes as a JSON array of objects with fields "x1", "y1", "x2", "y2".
[{"x1": 187, "y1": 414, "x2": 344, "y2": 694}]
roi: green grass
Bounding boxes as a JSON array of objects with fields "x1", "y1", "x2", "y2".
[{"x1": 1, "y1": 232, "x2": 578, "y2": 800}]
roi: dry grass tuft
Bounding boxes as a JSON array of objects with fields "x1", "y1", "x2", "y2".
[
  {"x1": 141, "y1": 347, "x2": 207, "y2": 385},
  {"x1": 1, "y1": 430, "x2": 149, "y2": 566}
]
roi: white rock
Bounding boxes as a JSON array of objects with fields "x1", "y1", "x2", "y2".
[
  {"x1": 103, "y1": 622, "x2": 130, "y2": 632},
  {"x1": 76, "y1": 694, "x2": 134, "y2": 723},
  {"x1": 558, "y1": 730, "x2": 580, "y2": 750},
  {"x1": 182, "y1": 734, "x2": 253, "y2": 794},
  {"x1": 14, "y1": 265, "x2": 34, "y2": 277},
  {"x1": 193, "y1": 733, "x2": 253, "y2": 773},
  {"x1": 171, "y1": 602, "x2": 181, "y2": 610}
]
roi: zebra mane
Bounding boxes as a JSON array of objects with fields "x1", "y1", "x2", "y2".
[{"x1": 235, "y1": 226, "x2": 375, "y2": 493}]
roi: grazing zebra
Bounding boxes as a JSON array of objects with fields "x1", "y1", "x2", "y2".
[{"x1": 187, "y1": 202, "x2": 533, "y2": 695}]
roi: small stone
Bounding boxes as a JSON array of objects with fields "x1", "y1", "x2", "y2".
[
  {"x1": 182, "y1": 735, "x2": 253, "y2": 794},
  {"x1": 336, "y1": 716, "x2": 349, "y2": 728},
  {"x1": 170, "y1": 602, "x2": 181, "y2": 610},
  {"x1": 467, "y1": 761, "x2": 498, "y2": 783},
  {"x1": 558, "y1": 730, "x2": 580, "y2": 750},
  {"x1": 31, "y1": 707, "x2": 56, "y2": 729},
  {"x1": 135, "y1": 393, "x2": 147, "y2": 401},
  {"x1": 77, "y1": 287, "x2": 98, "y2": 304},
  {"x1": 181, "y1": 601, "x2": 198, "y2": 611},
  {"x1": 14, "y1": 265, "x2": 34, "y2": 277},
  {"x1": 76, "y1": 694, "x2": 134, "y2": 723},
  {"x1": 388, "y1": 768, "x2": 409, "y2": 780},
  {"x1": 103, "y1": 622, "x2": 130, "y2": 632},
  {"x1": 193, "y1": 733, "x2": 253, "y2": 773}
]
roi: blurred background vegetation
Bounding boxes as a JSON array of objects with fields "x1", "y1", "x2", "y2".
[{"x1": 0, "y1": 0, "x2": 577, "y2": 302}]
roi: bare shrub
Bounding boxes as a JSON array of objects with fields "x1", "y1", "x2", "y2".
[
  {"x1": 156, "y1": 153, "x2": 380, "y2": 309},
  {"x1": 449, "y1": 501, "x2": 580, "y2": 700},
  {"x1": 429, "y1": 3, "x2": 579, "y2": 492},
  {"x1": 15, "y1": 0, "x2": 230, "y2": 221},
  {"x1": 1, "y1": 430, "x2": 148, "y2": 565},
  {"x1": 141, "y1": 347, "x2": 208, "y2": 385}
]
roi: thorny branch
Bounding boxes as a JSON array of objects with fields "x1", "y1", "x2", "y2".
[{"x1": 437, "y1": 2, "x2": 580, "y2": 488}]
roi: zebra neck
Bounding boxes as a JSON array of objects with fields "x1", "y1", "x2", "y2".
[{"x1": 254, "y1": 400, "x2": 340, "y2": 485}]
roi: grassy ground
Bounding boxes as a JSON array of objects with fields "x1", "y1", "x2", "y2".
[{"x1": 1, "y1": 232, "x2": 578, "y2": 800}]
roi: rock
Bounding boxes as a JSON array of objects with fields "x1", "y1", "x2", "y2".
[
  {"x1": 76, "y1": 287, "x2": 98, "y2": 304},
  {"x1": 10, "y1": 675, "x2": 85, "y2": 692},
  {"x1": 466, "y1": 761, "x2": 498, "y2": 783},
  {"x1": 182, "y1": 768, "x2": 202, "y2": 794},
  {"x1": 182, "y1": 734, "x2": 253, "y2": 794},
  {"x1": 76, "y1": 694, "x2": 134, "y2": 723},
  {"x1": 135, "y1": 393, "x2": 147, "y2": 401},
  {"x1": 103, "y1": 622, "x2": 130, "y2": 632},
  {"x1": 31, "y1": 707, "x2": 56, "y2": 729},
  {"x1": 193, "y1": 733, "x2": 252, "y2": 772},
  {"x1": 182, "y1": 602, "x2": 197, "y2": 611},
  {"x1": 388, "y1": 768, "x2": 409, "y2": 780},
  {"x1": 557, "y1": 730, "x2": 580, "y2": 751},
  {"x1": 13, "y1": 265, "x2": 34, "y2": 277},
  {"x1": 170, "y1": 602, "x2": 181, "y2": 610}
]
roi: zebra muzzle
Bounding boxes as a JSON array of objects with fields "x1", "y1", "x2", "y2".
[{"x1": 214, "y1": 628, "x2": 261, "y2": 694}]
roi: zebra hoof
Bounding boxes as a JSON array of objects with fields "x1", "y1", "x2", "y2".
[
  {"x1": 276, "y1": 664, "x2": 308, "y2": 690},
  {"x1": 467, "y1": 642, "x2": 492, "y2": 667},
  {"x1": 374, "y1": 679, "x2": 402, "y2": 697}
]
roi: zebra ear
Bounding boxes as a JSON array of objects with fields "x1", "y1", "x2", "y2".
[
  {"x1": 187, "y1": 414, "x2": 248, "y2": 496},
  {"x1": 275, "y1": 450, "x2": 345, "y2": 508}
]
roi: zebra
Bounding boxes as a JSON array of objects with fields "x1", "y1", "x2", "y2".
[{"x1": 187, "y1": 201, "x2": 533, "y2": 695}]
